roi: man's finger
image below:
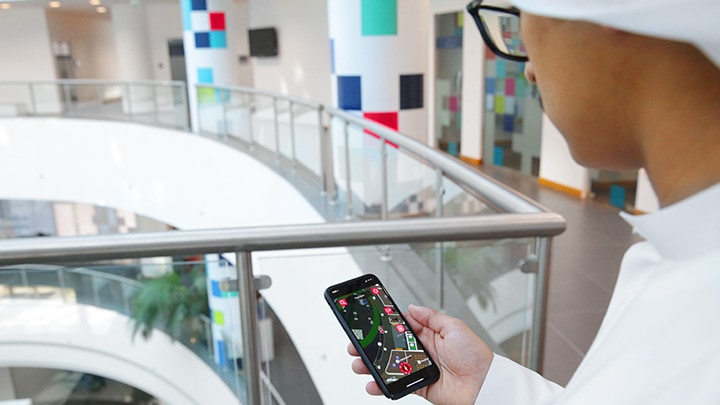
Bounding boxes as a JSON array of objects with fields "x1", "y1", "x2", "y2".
[
  {"x1": 351, "y1": 358, "x2": 371, "y2": 375},
  {"x1": 347, "y1": 342, "x2": 360, "y2": 356}
]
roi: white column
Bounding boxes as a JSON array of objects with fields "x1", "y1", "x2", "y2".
[{"x1": 180, "y1": 0, "x2": 234, "y2": 133}]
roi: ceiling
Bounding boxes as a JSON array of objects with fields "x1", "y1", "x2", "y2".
[{"x1": 0, "y1": 0, "x2": 174, "y2": 12}]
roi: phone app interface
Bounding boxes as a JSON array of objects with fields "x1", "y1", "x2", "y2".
[{"x1": 335, "y1": 284, "x2": 433, "y2": 384}]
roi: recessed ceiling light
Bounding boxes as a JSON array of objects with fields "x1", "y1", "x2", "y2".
[
  {"x1": 89, "y1": 0, "x2": 100, "y2": 5},
  {"x1": 0, "y1": 3, "x2": 11, "y2": 9},
  {"x1": 96, "y1": 5, "x2": 106, "y2": 12},
  {"x1": 48, "y1": 0, "x2": 61, "y2": 7}
]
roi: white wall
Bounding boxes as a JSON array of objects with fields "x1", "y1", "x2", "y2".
[
  {"x1": 538, "y1": 115, "x2": 590, "y2": 196},
  {"x1": 228, "y1": 0, "x2": 254, "y2": 86},
  {"x1": 144, "y1": 1, "x2": 183, "y2": 82},
  {"x1": 111, "y1": 3, "x2": 154, "y2": 81},
  {"x1": 0, "y1": 8, "x2": 56, "y2": 81},
  {"x1": 46, "y1": 9, "x2": 119, "y2": 81},
  {"x1": 635, "y1": 168, "x2": 660, "y2": 213},
  {"x1": 248, "y1": 0, "x2": 332, "y2": 105}
]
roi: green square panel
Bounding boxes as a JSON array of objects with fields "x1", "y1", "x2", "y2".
[
  {"x1": 213, "y1": 310, "x2": 225, "y2": 326},
  {"x1": 362, "y1": 0, "x2": 397, "y2": 36},
  {"x1": 197, "y1": 86, "x2": 215, "y2": 104}
]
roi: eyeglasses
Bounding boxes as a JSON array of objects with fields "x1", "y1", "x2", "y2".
[{"x1": 466, "y1": 0, "x2": 528, "y2": 62}]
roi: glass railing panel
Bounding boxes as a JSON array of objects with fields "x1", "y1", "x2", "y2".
[
  {"x1": 329, "y1": 115, "x2": 388, "y2": 218},
  {"x1": 197, "y1": 86, "x2": 225, "y2": 136},
  {"x1": 0, "y1": 269, "x2": 25, "y2": 298},
  {"x1": 251, "y1": 93, "x2": 279, "y2": 153},
  {"x1": 252, "y1": 239, "x2": 540, "y2": 403},
  {"x1": 0, "y1": 83, "x2": 32, "y2": 116},
  {"x1": 440, "y1": 175, "x2": 498, "y2": 217},
  {"x1": 32, "y1": 83, "x2": 64, "y2": 115},
  {"x1": 153, "y1": 84, "x2": 189, "y2": 129},
  {"x1": 125, "y1": 84, "x2": 161, "y2": 126},
  {"x1": 385, "y1": 146, "x2": 440, "y2": 219},
  {"x1": 224, "y1": 90, "x2": 253, "y2": 143},
  {"x1": 60, "y1": 83, "x2": 106, "y2": 118},
  {"x1": 0, "y1": 259, "x2": 249, "y2": 404},
  {"x1": 289, "y1": 102, "x2": 322, "y2": 177}
]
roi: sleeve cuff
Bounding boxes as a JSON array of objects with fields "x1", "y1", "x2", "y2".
[{"x1": 474, "y1": 354, "x2": 564, "y2": 405}]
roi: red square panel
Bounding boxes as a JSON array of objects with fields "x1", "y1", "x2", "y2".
[
  {"x1": 363, "y1": 111, "x2": 398, "y2": 148},
  {"x1": 209, "y1": 12, "x2": 226, "y2": 31}
]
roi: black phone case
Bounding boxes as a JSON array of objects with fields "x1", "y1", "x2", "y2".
[{"x1": 324, "y1": 274, "x2": 440, "y2": 400}]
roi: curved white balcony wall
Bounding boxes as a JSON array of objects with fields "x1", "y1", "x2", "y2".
[
  {"x1": 0, "y1": 299, "x2": 236, "y2": 405},
  {"x1": 0, "y1": 118, "x2": 323, "y2": 230}
]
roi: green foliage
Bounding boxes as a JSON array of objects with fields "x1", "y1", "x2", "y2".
[{"x1": 130, "y1": 264, "x2": 209, "y2": 341}]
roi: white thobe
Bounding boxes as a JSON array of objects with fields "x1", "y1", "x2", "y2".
[{"x1": 476, "y1": 183, "x2": 720, "y2": 404}]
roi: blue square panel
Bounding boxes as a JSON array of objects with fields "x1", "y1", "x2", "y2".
[
  {"x1": 337, "y1": 76, "x2": 362, "y2": 110},
  {"x1": 191, "y1": 0, "x2": 206, "y2": 11},
  {"x1": 209, "y1": 31, "x2": 227, "y2": 48},
  {"x1": 610, "y1": 184, "x2": 626, "y2": 209},
  {"x1": 195, "y1": 32, "x2": 210, "y2": 48},
  {"x1": 503, "y1": 114, "x2": 515, "y2": 132},
  {"x1": 493, "y1": 146, "x2": 504, "y2": 166},
  {"x1": 400, "y1": 74, "x2": 423, "y2": 110}
]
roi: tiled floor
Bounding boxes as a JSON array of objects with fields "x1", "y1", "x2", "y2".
[{"x1": 476, "y1": 165, "x2": 643, "y2": 385}]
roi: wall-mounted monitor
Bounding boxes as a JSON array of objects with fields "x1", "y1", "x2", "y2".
[{"x1": 248, "y1": 27, "x2": 278, "y2": 57}]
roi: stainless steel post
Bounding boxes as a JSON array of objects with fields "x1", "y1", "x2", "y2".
[
  {"x1": 343, "y1": 120, "x2": 353, "y2": 218},
  {"x1": 380, "y1": 140, "x2": 389, "y2": 220},
  {"x1": 28, "y1": 83, "x2": 37, "y2": 115},
  {"x1": 58, "y1": 269, "x2": 67, "y2": 303},
  {"x1": 62, "y1": 84, "x2": 72, "y2": 116},
  {"x1": 530, "y1": 237, "x2": 551, "y2": 372},
  {"x1": 435, "y1": 167, "x2": 445, "y2": 309},
  {"x1": 248, "y1": 94, "x2": 256, "y2": 149},
  {"x1": 222, "y1": 97, "x2": 229, "y2": 141},
  {"x1": 319, "y1": 107, "x2": 337, "y2": 201},
  {"x1": 125, "y1": 83, "x2": 133, "y2": 120},
  {"x1": 236, "y1": 251, "x2": 261, "y2": 405},
  {"x1": 96, "y1": 85, "x2": 104, "y2": 113},
  {"x1": 153, "y1": 85, "x2": 160, "y2": 125},
  {"x1": 289, "y1": 101, "x2": 297, "y2": 169},
  {"x1": 273, "y1": 97, "x2": 280, "y2": 159}
]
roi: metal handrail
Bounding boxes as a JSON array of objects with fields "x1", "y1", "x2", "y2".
[
  {"x1": 0, "y1": 215, "x2": 564, "y2": 266},
  {"x1": 198, "y1": 83, "x2": 322, "y2": 110},
  {"x1": 324, "y1": 106, "x2": 547, "y2": 214},
  {"x1": 0, "y1": 79, "x2": 186, "y2": 87}
]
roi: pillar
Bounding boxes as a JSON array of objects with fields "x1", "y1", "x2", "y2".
[
  {"x1": 180, "y1": 0, "x2": 234, "y2": 132},
  {"x1": 328, "y1": 0, "x2": 430, "y2": 211},
  {"x1": 328, "y1": 0, "x2": 429, "y2": 142}
]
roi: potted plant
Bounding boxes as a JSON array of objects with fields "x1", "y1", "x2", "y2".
[{"x1": 130, "y1": 262, "x2": 209, "y2": 342}]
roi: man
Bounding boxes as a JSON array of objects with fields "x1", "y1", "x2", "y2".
[{"x1": 350, "y1": 0, "x2": 720, "y2": 403}]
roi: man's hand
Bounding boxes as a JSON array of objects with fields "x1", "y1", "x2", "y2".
[{"x1": 348, "y1": 304, "x2": 494, "y2": 405}]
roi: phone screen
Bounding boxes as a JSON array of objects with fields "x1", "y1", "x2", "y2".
[{"x1": 325, "y1": 274, "x2": 440, "y2": 399}]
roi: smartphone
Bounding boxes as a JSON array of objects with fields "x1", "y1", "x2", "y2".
[{"x1": 324, "y1": 274, "x2": 441, "y2": 400}]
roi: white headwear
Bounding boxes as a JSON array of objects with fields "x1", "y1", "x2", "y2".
[{"x1": 509, "y1": 0, "x2": 720, "y2": 68}]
